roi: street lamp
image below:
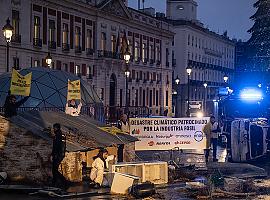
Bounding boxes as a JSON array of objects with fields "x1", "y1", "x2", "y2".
[
  {"x1": 203, "y1": 82, "x2": 208, "y2": 114},
  {"x1": 175, "y1": 75, "x2": 180, "y2": 85},
  {"x1": 174, "y1": 75, "x2": 180, "y2": 117},
  {"x1": 45, "y1": 52, "x2": 52, "y2": 67},
  {"x1": 124, "y1": 49, "x2": 131, "y2": 113},
  {"x1": 124, "y1": 51, "x2": 131, "y2": 64},
  {"x1": 186, "y1": 66, "x2": 192, "y2": 117},
  {"x1": 124, "y1": 67, "x2": 130, "y2": 113},
  {"x1": 2, "y1": 18, "x2": 14, "y2": 72},
  {"x1": 223, "y1": 74, "x2": 229, "y2": 83}
]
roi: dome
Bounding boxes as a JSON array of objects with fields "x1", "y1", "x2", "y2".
[{"x1": 0, "y1": 67, "x2": 102, "y2": 108}]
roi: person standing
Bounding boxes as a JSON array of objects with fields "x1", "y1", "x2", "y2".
[
  {"x1": 4, "y1": 95, "x2": 29, "y2": 118},
  {"x1": 51, "y1": 123, "x2": 66, "y2": 186},
  {"x1": 203, "y1": 116, "x2": 220, "y2": 162},
  {"x1": 118, "y1": 114, "x2": 130, "y2": 134},
  {"x1": 90, "y1": 148, "x2": 109, "y2": 188}
]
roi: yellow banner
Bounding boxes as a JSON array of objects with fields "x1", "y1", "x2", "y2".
[
  {"x1": 67, "y1": 79, "x2": 81, "y2": 100},
  {"x1": 10, "y1": 69, "x2": 32, "y2": 96}
]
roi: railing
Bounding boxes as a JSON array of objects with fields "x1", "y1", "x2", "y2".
[
  {"x1": 104, "y1": 106, "x2": 150, "y2": 125},
  {"x1": 11, "y1": 34, "x2": 21, "y2": 43},
  {"x1": 33, "y1": 38, "x2": 42, "y2": 48},
  {"x1": 62, "y1": 43, "x2": 70, "y2": 52},
  {"x1": 97, "y1": 50, "x2": 121, "y2": 59},
  {"x1": 0, "y1": 105, "x2": 150, "y2": 125},
  {"x1": 86, "y1": 48, "x2": 95, "y2": 55},
  {"x1": 0, "y1": 104, "x2": 105, "y2": 123},
  {"x1": 48, "y1": 41, "x2": 56, "y2": 49},
  {"x1": 75, "y1": 46, "x2": 82, "y2": 54}
]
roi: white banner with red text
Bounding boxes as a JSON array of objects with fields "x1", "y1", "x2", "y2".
[{"x1": 130, "y1": 117, "x2": 210, "y2": 151}]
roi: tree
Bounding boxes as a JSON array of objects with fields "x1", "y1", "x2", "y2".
[{"x1": 247, "y1": 0, "x2": 270, "y2": 71}]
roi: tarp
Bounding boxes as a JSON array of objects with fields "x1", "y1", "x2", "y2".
[{"x1": 9, "y1": 111, "x2": 137, "y2": 152}]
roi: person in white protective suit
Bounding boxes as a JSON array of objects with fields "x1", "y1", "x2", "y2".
[
  {"x1": 65, "y1": 99, "x2": 82, "y2": 116},
  {"x1": 90, "y1": 148, "x2": 115, "y2": 188}
]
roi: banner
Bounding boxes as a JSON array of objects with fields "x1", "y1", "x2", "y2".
[
  {"x1": 67, "y1": 80, "x2": 81, "y2": 100},
  {"x1": 10, "y1": 69, "x2": 32, "y2": 96},
  {"x1": 130, "y1": 117, "x2": 210, "y2": 151}
]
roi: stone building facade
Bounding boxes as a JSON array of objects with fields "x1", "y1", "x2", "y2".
[
  {"x1": 0, "y1": 0, "x2": 174, "y2": 116},
  {"x1": 166, "y1": 0, "x2": 235, "y2": 117}
]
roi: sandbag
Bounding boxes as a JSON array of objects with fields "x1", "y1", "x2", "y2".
[{"x1": 130, "y1": 182, "x2": 155, "y2": 198}]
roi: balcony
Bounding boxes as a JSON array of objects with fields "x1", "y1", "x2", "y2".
[
  {"x1": 97, "y1": 50, "x2": 121, "y2": 59},
  {"x1": 143, "y1": 58, "x2": 148, "y2": 65},
  {"x1": 62, "y1": 43, "x2": 70, "y2": 52},
  {"x1": 86, "y1": 48, "x2": 95, "y2": 56},
  {"x1": 33, "y1": 38, "x2": 42, "y2": 48},
  {"x1": 87, "y1": 74, "x2": 93, "y2": 80},
  {"x1": 156, "y1": 60, "x2": 161, "y2": 66},
  {"x1": 166, "y1": 62, "x2": 170, "y2": 67},
  {"x1": 136, "y1": 78, "x2": 140, "y2": 83},
  {"x1": 48, "y1": 41, "x2": 56, "y2": 49},
  {"x1": 135, "y1": 57, "x2": 141, "y2": 64},
  {"x1": 76, "y1": 73, "x2": 82, "y2": 78},
  {"x1": 143, "y1": 79, "x2": 147, "y2": 83},
  {"x1": 172, "y1": 59, "x2": 176, "y2": 67},
  {"x1": 75, "y1": 46, "x2": 82, "y2": 54},
  {"x1": 150, "y1": 59, "x2": 154, "y2": 65},
  {"x1": 11, "y1": 34, "x2": 21, "y2": 44}
]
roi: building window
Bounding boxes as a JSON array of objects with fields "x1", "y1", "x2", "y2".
[
  {"x1": 156, "y1": 90, "x2": 159, "y2": 106},
  {"x1": 128, "y1": 40, "x2": 132, "y2": 55},
  {"x1": 135, "y1": 89, "x2": 138, "y2": 106},
  {"x1": 142, "y1": 43, "x2": 146, "y2": 61},
  {"x1": 49, "y1": 20, "x2": 56, "y2": 42},
  {"x1": 192, "y1": 36, "x2": 194, "y2": 46},
  {"x1": 12, "y1": 10, "x2": 20, "y2": 36},
  {"x1": 166, "y1": 48, "x2": 169, "y2": 66},
  {"x1": 150, "y1": 44, "x2": 154, "y2": 60},
  {"x1": 34, "y1": 60, "x2": 39, "y2": 67},
  {"x1": 34, "y1": 16, "x2": 40, "y2": 39},
  {"x1": 62, "y1": 23, "x2": 69, "y2": 45},
  {"x1": 86, "y1": 29, "x2": 92, "y2": 49},
  {"x1": 13, "y1": 57, "x2": 19, "y2": 70},
  {"x1": 111, "y1": 35, "x2": 116, "y2": 52},
  {"x1": 64, "y1": 63, "x2": 68, "y2": 71},
  {"x1": 166, "y1": 91, "x2": 169, "y2": 107},
  {"x1": 75, "y1": 26, "x2": 81, "y2": 48},
  {"x1": 135, "y1": 41, "x2": 139, "y2": 61},
  {"x1": 75, "y1": 65, "x2": 80, "y2": 76},
  {"x1": 188, "y1": 34, "x2": 190, "y2": 45},
  {"x1": 101, "y1": 32, "x2": 106, "y2": 51},
  {"x1": 100, "y1": 88, "x2": 104, "y2": 101},
  {"x1": 120, "y1": 89, "x2": 123, "y2": 107},
  {"x1": 149, "y1": 90, "x2": 152, "y2": 107},
  {"x1": 156, "y1": 46, "x2": 160, "y2": 61}
]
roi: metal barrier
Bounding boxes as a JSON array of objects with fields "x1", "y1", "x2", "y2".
[{"x1": 0, "y1": 105, "x2": 150, "y2": 124}]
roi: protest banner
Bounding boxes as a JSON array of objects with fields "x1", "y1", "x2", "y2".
[
  {"x1": 10, "y1": 69, "x2": 32, "y2": 96},
  {"x1": 130, "y1": 117, "x2": 210, "y2": 151},
  {"x1": 67, "y1": 79, "x2": 81, "y2": 100}
]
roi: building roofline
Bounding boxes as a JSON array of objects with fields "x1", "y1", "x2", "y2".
[{"x1": 168, "y1": 19, "x2": 235, "y2": 44}]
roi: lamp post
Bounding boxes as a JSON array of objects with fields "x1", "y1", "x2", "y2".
[
  {"x1": 203, "y1": 82, "x2": 207, "y2": 115},
  {"x1": 2, "y1": 18, "x2": 14, "y2": 72},
  {"x1": 186, "y1": 66, "x2": 192, "y2": 117},
  {"x1": 45, "y1": 52, "x2": 52, "y2": 67},
  {"x1": 124, "y1": 51, "x2": 131, "y2": 113},
  {"x1": 223, "y1": 74, "x2": 229, "y2": 83},
  {"x1": 174, "y1": 75, "x2": 180, "y2": 117}
]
